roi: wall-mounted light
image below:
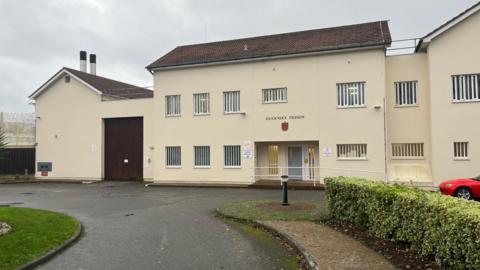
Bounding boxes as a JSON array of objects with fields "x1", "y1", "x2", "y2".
[{"x1": 374, "y1": 105, "x2": 382, "y2": 110}]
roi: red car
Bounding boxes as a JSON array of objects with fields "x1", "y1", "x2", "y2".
[{"x1": 439, "y1": 175, "x2": 480, "y2": 200}]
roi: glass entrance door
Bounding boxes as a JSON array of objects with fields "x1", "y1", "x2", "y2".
[{"x1": 288, "y1": 146, "x2": 303, "y2": 179}]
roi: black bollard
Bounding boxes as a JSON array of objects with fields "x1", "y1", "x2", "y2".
[{"x1": 281, "y1": 175, "x2": 289, "y2": 206}]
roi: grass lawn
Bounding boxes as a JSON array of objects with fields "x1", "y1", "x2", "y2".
[
  {"x1": 217, "y1": 199, "x2": 327, "y2": 222},
  {"x1": 0, "y1": 207, "x2": 80, "y2": 270}
]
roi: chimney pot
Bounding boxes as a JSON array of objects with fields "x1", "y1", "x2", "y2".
[
  {"x1": 89, "y1": 54, "x2": 96, "y2": 75},
  {"x1": 80, "y1": 51, "x2": 87, "y2": 72}
]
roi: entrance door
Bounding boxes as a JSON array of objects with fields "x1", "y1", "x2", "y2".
[
  {"x1": 104, "y1": 117, "x2": 143, "y2": 181},
  {"x1": 288, "y1": 146, "x2": 303, "y2": 179}
]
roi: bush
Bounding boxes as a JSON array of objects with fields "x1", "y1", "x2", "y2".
[{"x1": 325, "y1": 176, "x2": 480, "y2": 269}]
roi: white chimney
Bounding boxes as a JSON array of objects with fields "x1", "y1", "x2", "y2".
[
  {"x1": 80, "y1": 51, "x2": 87, "y2": 72},
  {"x1": 89, "y1": 54, "x2": 96, "y2": 75}
]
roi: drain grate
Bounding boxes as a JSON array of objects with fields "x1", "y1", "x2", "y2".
[{"x1": 20, "y1": 192, "x2": 33, "y2": 195}]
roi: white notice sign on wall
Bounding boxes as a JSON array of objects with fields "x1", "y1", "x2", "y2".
[
  {"x1": 322, "y1": 147, "x2": 333, "y2": 157},
  {"x1": 243, "y1": 140, "x2": 253, "y2": 159}
]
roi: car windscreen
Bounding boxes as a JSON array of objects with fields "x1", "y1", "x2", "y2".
[{"x1": 473, "y1": 175, "x2": 480, "y2": 181}]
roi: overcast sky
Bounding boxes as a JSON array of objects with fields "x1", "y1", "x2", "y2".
[{"x1": 0, "y1": 0, "x2": 477, "y2": 112}]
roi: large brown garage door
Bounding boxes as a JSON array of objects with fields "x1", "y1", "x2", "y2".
[{"x1": 104, "y1": 117, "x2": 143, "y2": 181}]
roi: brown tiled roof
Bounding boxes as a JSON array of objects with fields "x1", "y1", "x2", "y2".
[
  {"x1": 64, "y1": 68, "x2": 153, "y2": 99},
  {"x1": 147, "y1": 21, "x2": 391, "y2": 70}
]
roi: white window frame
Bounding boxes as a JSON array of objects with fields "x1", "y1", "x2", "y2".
[
  {"x1": 224, "y1": 145, "x2": 241, "y2": 168},
  {"x1": 394, "y1": 81, "x2": 418, "y2": 107},
  {"x1": 262, "y1": 88, "x2": 287, "y2": 104},
  {"x1": 391, "y1": 143, "x2": 424, "y2": 160},
  {"x1": 223, "y1": 91, "x2": 241, "y2": 114},
  {"x1": 452, "y1": 74, "x2": 480, "y2": 103},
  {"x1": 193, "y1": 93, "x2": 210, "y2": 115},
  {"x1": 336, "y1": 82, "x2": 366, "y2": 108},
  {"x1": 336, "y1": 144, "x2": 368, "y2": 160},
  {"x1": 165, "y1": 146, "x2": 181, "y2": 167},
  {"x1": 165, "y1": 95, "x2": 181, "y2": 117},
  {"x1": 194, "y1": 146, "x2": 211, "y2": 168},
  {"x1": 453, "y1": 142, "x2": 469, "y2": 160}
]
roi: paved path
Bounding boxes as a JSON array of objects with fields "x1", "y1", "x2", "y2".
[
  {"x1": 262, "y1": 221, "x2": 395, "y2": 270},
  {"x1": 0, "y1": 182, "x2": 323, "y2": 270}
]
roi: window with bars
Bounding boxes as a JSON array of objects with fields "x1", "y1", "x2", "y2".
[
  {"x1": 165, "y1": 95, "x2": 181, "y2": 116},
  {"x1": 336, "y1": 82, "x2": 366, "y2": 108},
  {"x1": 395, "y1": 81, "x2": 417, "y2": 106},
  {"x1": 193, "y1": 93, "x2": 210, "y2": 115},
  {"x1": 194, "y1": 146, "x2": 210, "y2": 167},
  {"x1": 262, "y1": 88, "x2": 287, "y2": 103},
  {"x1": 337, "y1": 144, "x2": 367, "y2": 159},
  {"x1": 452, "y1": 74, "x2": 480, "y2": 102},
  {"x1": 391, "y1": 143, "x2": 424, "y2": 159},
  {"x1": 224, "y1": 145, "x2": 241, "y2": 167},
  {"x1": 223, "y1": 91, "x2": 241, "y2": 113},
  {"x1": 165, "y1": 146, "x2": 181, "y2": 167},
  {"x1": 454, "y1": 142, "x2": 469, "y2": 159}
]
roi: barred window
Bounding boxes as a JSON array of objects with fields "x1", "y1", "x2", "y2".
[
  {"x1": 165, "y1": 95, "x2": 181, "y2": 116},
  {"x1": 452, "y1": 74, "x2": 480, "y2": 102},
  {"x1": 194, "y1": 146, "x2": 210, "y2": 167},
  {"x1": 224, "y1": 145, "x2": 241, "y2": 167},
  {"x1": 337, "y1": 82, "x2": 366, "y2": 107},
  {"x1": 454, "y1": 142, "x2": 469, "y2": 159},
  {"x1": 165, "y1": 146, "x2": 181, "y2": 167},
  {"x1": 392, "y1": 143, "x2": 424, "y2": 159},
  {"x1": 223, "y1": 91, "x2": 240, "y2": 113},
  {"x1": 395, "y1": 81, "x2": 417, "y2": 106},
  {"x1": 337, "y1": 144, "x2": 367, "y2": 159},
  {"x1": 193, "y1": 93, "x2": 210, "y2": 115},
  {"x1": 262, "y1": 88, "x2": 287, "y2": 103}
]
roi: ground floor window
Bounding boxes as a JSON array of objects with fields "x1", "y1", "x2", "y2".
[
  {"x1": 391, "y1": 143, "x2": 424, "y2": 159},
  {"x1": 224, "y1": 145, "x2": 241, "y2": 167},
  {"x1": 454, "y1": 142, "x2": 469, "y2": 160},
  {"x1": 267, "y1": 145, "x2": 279, "y2": 175},
  {"x1": 165, "y1": 146, "x2": 181, "y2": 167},
  {"x1": 337, "y1": 144, "x2": 367, "y2": 159},
  {"x1": 194, "y1": 146, "x2": 210, "y2": 167}
]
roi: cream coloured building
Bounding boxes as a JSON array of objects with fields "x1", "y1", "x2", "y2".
[{"x1": 31, "y1": 2, "x2": 480, "y2": 186}]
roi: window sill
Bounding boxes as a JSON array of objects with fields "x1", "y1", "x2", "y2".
[
  {"x1": 193, "y1": 113, "x2": 210, "y2": 116},
  {"x1": 262, "y1": 101, "x2": 288, "y2": 104},
  {"x1": 394, "y1": 104, "x2": 418, "y2": 108},
  {"x1": 336, "y1": 105, "x2": 367, "y2": 110},
  {"x1": 391, "y1": 157, "x2": 425, "y2": 160},
  {"x1": 223, "y1": 112, "x2": 245, "y2": 115},
  {"x1": 194, "y1": 166, "x2": 211, "y2": 169},
  {"x1": 166, "y1": 166, "x2": 182, "y2": 169},
  {"x1": 452, "y1": 100, "x2": 480, "y2": 104},
  {"x1": 336, "y1": 158, "x2": 368, "y2": 161},
  {"x1": 224, "y1": 166, "x2": 242, "y2": 169},
  {"x1": 454, "y1": 158, "x2": 470, "y2": 161},
  {"x1": 165, "y1": 114, "x2": 181, "y2": 118}
]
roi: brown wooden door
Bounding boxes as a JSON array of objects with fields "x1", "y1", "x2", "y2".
[{"x1": 104, "y1": 117, "x2": 143, "y2": 181}]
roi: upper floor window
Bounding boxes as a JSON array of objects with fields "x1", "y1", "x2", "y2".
[
  {"x1": 392, "y1": 143, "x2": 424, "y2": 159},
  {"x1": 165, "y1": 95, "x2": 181, "y2": 116},
  {"x1": 337, "y1": 144, "x2": 367, "y2": 160},
  {"x1": 262, "y1": 88, "x2": 287, "y2": 103},
  {"x1": 194, "y1": 146, "x2": 210, "y2": 167},
  {"x1": 395, "y1": 81, "x2": 417, "y2": 106},
  {"x1": 223, "y1": 91, "x2": 240, "y2": 113},
  {"x1": 452, "y1": 74, "x2": 480, "y2": 102},
  {"x1": 336, "y1": 82, "x2": 365, "y2": 108},
  {"x1": 224, "y1": 145, "x2": 241, "y2": 167},
  {"x1": 165, "y1": 146, "x2": 181, "y2": 167},
  {"x1": 193, "y1": 93, "x2": 210, "y2": 115},
  {"x1": 454, "y1": 142, "x2": 469, "y2": 160}
]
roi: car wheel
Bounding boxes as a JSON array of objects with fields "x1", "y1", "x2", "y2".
[{"x1": 455, "y1": 187, "x2": 472, "y2": 200}]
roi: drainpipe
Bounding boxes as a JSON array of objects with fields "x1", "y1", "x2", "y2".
[{"x1": 383, "y1": 97, "x2": 388, "y2": 183}]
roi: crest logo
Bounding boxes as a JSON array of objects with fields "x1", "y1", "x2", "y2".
[{"x1": 281, "y1": 122, "x2": 289, "y2": 131}]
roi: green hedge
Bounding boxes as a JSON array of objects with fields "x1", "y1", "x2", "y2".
[{"x1": 325, "y1": 177, "x2": 480, "y2": 269}]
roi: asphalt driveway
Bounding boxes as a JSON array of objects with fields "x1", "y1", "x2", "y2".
[{"x1": 0, "y1": 182, "x2": 324, "y2": 270}]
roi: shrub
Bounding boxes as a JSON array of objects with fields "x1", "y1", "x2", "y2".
[{"x1": 325, "y1": 176, "x2": 480, "y2": 269}]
